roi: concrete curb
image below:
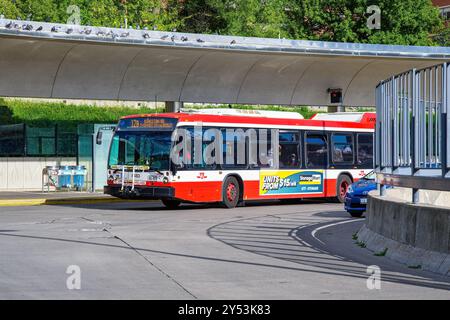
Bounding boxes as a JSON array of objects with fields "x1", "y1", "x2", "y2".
[
  {"x1": 357, "y1": 225, "x2": 450, "y2": 276},
  {"x1": 0, "y1": 197, "x2": 155, "y2": 207}
]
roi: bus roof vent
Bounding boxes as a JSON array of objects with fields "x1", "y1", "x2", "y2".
[
  {"x1": 182, "y1": 108, "x2": 304, "y2": 119},
  {"x1": 310, "y1": 112, "x2": 371, "y2": 122}
]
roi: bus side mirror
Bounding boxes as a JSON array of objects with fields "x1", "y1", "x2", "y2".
[
  {"x1": 170, "y1": 161, "x2": 184, "y2": 176},
  {"x1": 96, "y1": 131, "x2": 103, "y2": 145},
  {"x1": 170, "y1": 161, "x2": 178, "y2": 175}
]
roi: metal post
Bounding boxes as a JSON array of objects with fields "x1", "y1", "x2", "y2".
[
  {"x1": 375, "y1": 85, "x2": 381, "y2": 169},
  {"x1": 392, "y1": 76, "x2": 397, "y2": 169},
  {"x1": 411, "y1": 69, "x2": 417, "y2": 172},
  {"x1": 131, "y1": 165, "x2": 135, "y2": 191},
  {"x1": 165, "y1": 101, "x2": 183, "y2": 112},
  {"x1": 327, "y1": 106, "x2": 337, "y2": 113},
  {"x1": 91, "y1": 130, "x2": 95, "y2": 192},
  {"x1": 443, "y1": 63, "x2": 448, "y2": 177},
  {"x1": 121, "y1": 166, "x2": 125, "y2": 191},
  {"x1": 380, "y1": 184, "x2": 387, "y2": 196},
  {"x1": 412, "y1": 188, "x2": 420, "y2": 204},
  {"x1": 428, "y1": 68, "x2": 433, "y2": 166}
]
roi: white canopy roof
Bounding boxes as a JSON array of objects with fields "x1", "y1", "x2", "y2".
[{"x1": 0, "y1": 19, "x2": 449, "y2": 107}]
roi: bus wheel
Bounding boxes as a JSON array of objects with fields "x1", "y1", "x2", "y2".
[
  {"x1": 162, "y1": 199, "x2": 181, "y2": 209},
  {"x1": 336, "y1": 175, "x2": 352, "y2": 203},
  {"x1": 222, "y1": 176, "x2": 240, "y2": 208}
]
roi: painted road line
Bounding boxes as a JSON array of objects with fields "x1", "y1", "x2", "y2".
[
  {"x1": 311, "y1": 219, "x2": 364, "y2": 245},
  {"x1": 0, "y1": 198, "x2": 156, "y2": 207},
  {"x1": 0, "y1": 199, "x2": 47, "y2": 207}
]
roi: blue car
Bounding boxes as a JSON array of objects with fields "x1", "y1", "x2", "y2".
[{"x1": 344, "y1": 171, "x2": 377, "y2": 218}]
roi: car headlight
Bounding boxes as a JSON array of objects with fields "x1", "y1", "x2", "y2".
[{"x1": 347, "y1": 185, "x2": 353, "y2": 194}]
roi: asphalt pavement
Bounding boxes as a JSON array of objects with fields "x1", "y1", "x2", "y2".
[{"x1": 0, "y1": 199, "x2": 448, "y2": 299}]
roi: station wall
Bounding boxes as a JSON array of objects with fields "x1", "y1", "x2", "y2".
[{"x1": 0, "y1": 157, "x2": 76, "y2": 190}]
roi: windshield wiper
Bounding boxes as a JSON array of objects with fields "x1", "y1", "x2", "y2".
[
  {"x1": 149, "y1": 167, "x2": 164, "y2": 175},
  {"x1": 147, "y1": 157, "x2": 164, "y2": 175}
]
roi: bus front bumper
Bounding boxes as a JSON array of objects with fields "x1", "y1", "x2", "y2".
[{"x1": 104, "y1": 185, "x2": 175, "y2": 199}]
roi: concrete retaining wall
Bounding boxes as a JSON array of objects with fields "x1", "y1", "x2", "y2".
[{"x1": 358, "y1": 194, "x2": 450, "y2": 276}]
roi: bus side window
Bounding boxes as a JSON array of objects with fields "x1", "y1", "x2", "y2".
[
  {"x1": 221, "y1": 128, "x2": 248, "y2": 169},
  {"x1": 183, "y1": 126, "x2": 206, "y2": 170},
  {"x1": 357, "y1": 133, "x2": 374, "y2": 167},
  {"x1": 279, "y1": 131, "x2": 300, "y2": 168},
  {"x1": 331, "y1": 133, "x2": 354, "y2": 164},
  {"x1": 257, "y1": 130, "x2": 272, "y2": 168},
  {"x1": 305, "y1": 133, "x2": 328, "y2": 168}
]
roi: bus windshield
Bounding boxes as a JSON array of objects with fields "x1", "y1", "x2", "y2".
[{"x1": 108, "y1": 131, "x2": 172, "y2": 170}]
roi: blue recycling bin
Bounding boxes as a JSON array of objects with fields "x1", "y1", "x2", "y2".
[
  {"x1": 58, "y1": 166, "x2": 72, "y2": 188},
  {"x1": 72, "y1": 165, "x2": 87, "y2": 190}
]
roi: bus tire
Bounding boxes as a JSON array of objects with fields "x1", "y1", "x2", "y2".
[
  {"x1": 222, "y1": 176, "x2": 240, "y2": 208},
  {"x1": 162, "y1": 199, "x2": 181, "y2": 209},
  {"x1": 335, "y1": 174, "x2": 352, "y2": 203}
]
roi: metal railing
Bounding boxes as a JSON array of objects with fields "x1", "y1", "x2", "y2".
[{"x1": 375, "y1": 62, "x2": 450, "y2": 203}]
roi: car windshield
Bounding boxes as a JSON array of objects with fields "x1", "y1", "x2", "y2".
[
  {"x1": 108, "y1": 131, "x2": 172, "y2": 170},
  {"x1": 363, "y1": 171, "x2": 376, "y2": 180}
]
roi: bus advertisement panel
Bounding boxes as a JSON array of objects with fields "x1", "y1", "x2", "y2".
[{"x1": 259, "y1": 170, "x2": 323, "y2": 196}]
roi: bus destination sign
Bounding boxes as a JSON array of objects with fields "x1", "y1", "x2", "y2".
[{"x1": 118, "y1": 117, "x2": 177, "y2": 130}]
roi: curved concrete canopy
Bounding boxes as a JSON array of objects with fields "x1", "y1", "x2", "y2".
[{"x1": 0, "y1": 19, "x2": 450, "y2": 106}]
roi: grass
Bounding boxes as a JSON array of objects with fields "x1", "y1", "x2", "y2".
[
  {"x1": 0, "y1": 98, "x2": 163, "y2": 126},
  {"x1": 0, "y1": 98, "x2": 368, "y2": 126},
  {"x1": 190, "y1": 104, "x2": 322, "y2": 119},
  {"x1": 374, "y1": 248, "x2": 388, "y2": 256},
  {"x1": 352, "y1": 232, "x2": 358, "y2": 241},
  {"x1": 355, "y1": 240, "x2": 366, "y2": 248}
]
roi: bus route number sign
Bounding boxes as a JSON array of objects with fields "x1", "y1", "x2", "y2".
[{"x1": 118, "y1": 117, "x2": 177, "y2": 130}]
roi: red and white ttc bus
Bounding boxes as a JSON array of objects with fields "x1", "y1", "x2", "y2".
[{"x1": 104, "y1": 109, "x2": 375, "y2": 208}]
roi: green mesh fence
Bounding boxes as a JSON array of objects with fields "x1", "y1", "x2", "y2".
[
  {"x1": 0, "y1": 123, "x2": 80, "y2": 157},
  {"x1": 57, "y1": 125, "x2": 78, "y2": 156},
  {"x1": 26, "y1": 126, "x2": 56, "y2": 156},
  {"x1": 0, "y1": 124, "x2": 25, "y2": 156}
]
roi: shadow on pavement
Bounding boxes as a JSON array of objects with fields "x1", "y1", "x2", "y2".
[{"x1": 207, "y1": 213, "x2": 450, "y2": 291}]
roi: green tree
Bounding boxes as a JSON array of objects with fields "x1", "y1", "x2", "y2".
[
  {"x1": 0, "y1": 0, "x2": 21, "y2": 19},
  {"x1": 366, "y1": 0, "x2": 444, "y2": 45},
  {"x1": 176, "y1": 0, "x2": 226, "y2": 34},
  {"x1": 203, "y1": 0, "x2": 444, "y2": 45},
  {"x1": 123, "y1": 0, "x2": 182, "y2": 31},
  {"x1": 207, "y1": 0, "x2": 294, "y2": 38},
  {"x1": 287, "y1": 0, "x2": 369, "y2": 42},
  {"x1": 0, "y1": 0, "x2": 445, "y2": 46},
  {"x1": 14, "y1": 0, "x2": 59, "y2": 22},
  {"x1": 83, "y1": 0, "x2": 123, "y2": 27},
  {"x1": 434, "y1": 27, "x2": 450, "y2": 46}
]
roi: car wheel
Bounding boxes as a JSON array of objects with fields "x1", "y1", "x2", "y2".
[
  {"x1": 222, "y1": 176, "x2": 240, "y2": 208},
  {"x1": 336, "y1": 175, "x2": 352, "y2": 203},
  {"x1": 162, "y1": 199, "x2": 181, "y2": 209},
  {"x1": 348, "y1": 210, "x2": 364, "y2": 218}
]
